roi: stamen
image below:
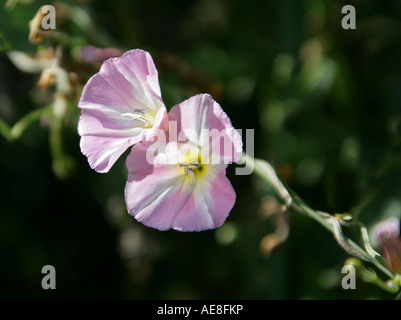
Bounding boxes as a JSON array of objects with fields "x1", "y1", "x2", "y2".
[
  {"x1": 121, "y1": 109, "x2": 152, "y2": 127},
  {"x1": 188, "y1": 168, "x2": 195, "y2": 183},
  {"x1": 121, "y1": 113, "x2": 142, "y2": 120},
  {"x1": 180, "y1": 162, "x2": 200, "y2": 183},
  {"x1": 133, "y1": 108, "x2": 145, "y2": 114}
]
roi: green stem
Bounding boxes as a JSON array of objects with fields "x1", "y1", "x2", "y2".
[
  {"x1": 370, "y1": 276, "x2": 399, "y2": 294},
  {"x1": 355, "y1": 263, "x2": 400, "y2": 294},
  {"x1": 345, "y1": 234, "x2": 394, "y2": 278},
  {"x1": 0, "y1": 117, "x2": 12, "y2": 140},
  {"x1": 49, "y1": 97, "x2": 74, "y2": 179},
  {"x1": 295, "y1": 198, "x2": 393, "y2": 278},
  {"x1": 0, "y1": 106, "x2": 52, "y2": 141},
  {"x1": 49, "y1": 107, "x2": 64, "y2": 165},
  {"x1": 291, "y1": 197, "x2": 333, "y2": 232},
  {"x1": 247, "y1": 152, "x2": 395, "y2": 280}
]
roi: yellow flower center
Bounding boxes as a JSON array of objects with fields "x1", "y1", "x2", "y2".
[{"x1": 179, "y1": 154, "x2": 207, "y2": 183}]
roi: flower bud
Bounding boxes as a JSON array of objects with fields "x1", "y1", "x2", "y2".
[
  {"x1": 29, "y1": 6, "x2": 47, "y2": 43},
  {"x1": 37, "y1": 67, "x2": 57, "y2": 90},
  {"x1": 80, "y1": 46, "x2": 123, "y2": 63},
  {"x1": 372, "y1": 217, "x2": 401, "y2": 274}
]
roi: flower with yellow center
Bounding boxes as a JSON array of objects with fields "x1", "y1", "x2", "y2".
[{"x1": 125, "y1": 94, "x2": 243, "y2": 232}]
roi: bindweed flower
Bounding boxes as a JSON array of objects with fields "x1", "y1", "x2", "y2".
[
  {"x1": 372, "y1": 217, "x2": 401, "y2": 274},
  {"x1": 125, "y1": 94, "x2": 243, "y2": 232},
  {"x1": 78, "y1": 49, "x2": 168, "y2": 172},
  {"x1": 78, "y1": 48, "x2": 242, "y2": 231}
]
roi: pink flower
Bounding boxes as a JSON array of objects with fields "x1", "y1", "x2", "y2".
[
  {"x1": 78, "y1": 49, "x2": 168, "y2": 172},
  {"x1": 125, "y1": 94, "x2": 243, "y2": 232},
  {"x1": 373, "y1": 217, "x2": 401, "y2": 274},
  {"x1": 78, "y1": 48, "x2": 242, "y2": 231}
]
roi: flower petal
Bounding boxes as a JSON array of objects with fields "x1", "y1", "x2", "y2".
[
  {"x1": 125, "y1": 144, "x2": 236, "y2": 232},
  {"x1": 79, "y1": 49, "x2": 163, "y2": 114},
  {"x1": 168, "y1": 94, "x2": 243, "y2": 164},
  {"x1": 79, "y1": 107, "x2": 167, "y2": 173},
  {"x1": 78, "y1": 49, "x2": 167, "y2": 172},
  {"x1": 171, "y1": 167, "x2": 236, "y2": 231},
  {"x1": 98, "y1": 49, "x2": 163, "y2": 113},
  {"x1": 125, "y1": 145, "x2": 189, "y2": 231}
]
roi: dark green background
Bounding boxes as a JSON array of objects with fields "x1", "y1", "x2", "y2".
[{"x1": 1, "y1": 0, "x2": 401, "y2": 299}]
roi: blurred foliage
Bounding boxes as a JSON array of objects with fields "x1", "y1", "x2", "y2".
[{"x1": 1, "y1": 0, "x2": 401, "y2": 299}]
